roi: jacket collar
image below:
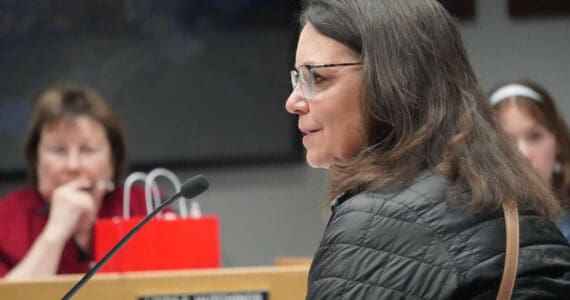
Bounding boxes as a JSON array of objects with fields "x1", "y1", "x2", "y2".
[{"x1": 331, "y1": 190, "x2": 354, "y2": 212}]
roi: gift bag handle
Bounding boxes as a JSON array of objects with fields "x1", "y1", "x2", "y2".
[
  {"x1": 496, "y1": 198, "x2": 519, "y2": 300},
  {"x1": 145, "y1": 168, "x2": 190, "y2": 218},
  {"x1": 123, "y1": 172, "x2": 160, "y2": 219}
]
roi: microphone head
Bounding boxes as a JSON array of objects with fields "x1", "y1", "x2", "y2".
[{"x1": 181, "y1": 174, "x2": 210, "y2": 199}]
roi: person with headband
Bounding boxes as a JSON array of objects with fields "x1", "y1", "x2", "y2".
[
  {"x1": 0, "y1": 84, "x2": 148, "y2": 279},
  {"x1": 286, "y1": 0, "x2": 570, "y2": 298},
  {"x1": 490, "y1": 79, "x2": 570, "y2": 241}
]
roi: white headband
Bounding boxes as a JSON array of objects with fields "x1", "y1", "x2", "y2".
[{"x1": 489, "y1": 84, "x2": 542, "y2": 106}]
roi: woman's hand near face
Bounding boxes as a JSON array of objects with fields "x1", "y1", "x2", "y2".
[
  {"x1": 44, "y1": 178, "x2": 107, "y2": 246},
  {"x1": 4, "y1": 178, "x2": 108, "y2": 280}
]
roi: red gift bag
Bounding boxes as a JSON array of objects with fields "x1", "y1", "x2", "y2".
[
  {"x1": 95, "y1": 170, "x2": 220, "y2": 272},
  {"x1": 94, "y1": 214, "x2": 220, "y2": 272}
]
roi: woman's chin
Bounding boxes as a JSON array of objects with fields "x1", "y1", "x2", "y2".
[{"x1": 306, "y1": 154, "x2": 331, "y2": 169}]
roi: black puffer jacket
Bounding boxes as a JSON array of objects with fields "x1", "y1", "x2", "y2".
[{"x1": 307, "y1": 172, "x2": 570, "y2": 299}]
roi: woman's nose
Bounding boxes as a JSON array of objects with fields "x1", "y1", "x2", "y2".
[
  {"x1": 65, "y1": 151, "x2": 81, "y2": 170},
  {"x1": 285, "y1": 87, "x2": 309, "y2": 115},
  {"x1": 516, "y1": 140, "x2": 531, "y2": 160}
]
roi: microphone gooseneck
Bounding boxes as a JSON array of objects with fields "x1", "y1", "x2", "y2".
[{"x1": 62, "y1": 174, "x2": 210, "y2": 300}]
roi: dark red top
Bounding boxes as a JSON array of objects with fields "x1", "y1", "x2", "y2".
[{"x1": 0, "y1": 187, "x2": 148, "y2": 276}]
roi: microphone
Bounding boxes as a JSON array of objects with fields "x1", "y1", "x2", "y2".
[{"x1": 62, "y1": 174, "x2": 210, "y2": 300}]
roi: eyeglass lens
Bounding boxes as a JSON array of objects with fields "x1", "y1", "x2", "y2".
[{"x1": 291, "y1": 66, "x2": 315, "y2": 99}]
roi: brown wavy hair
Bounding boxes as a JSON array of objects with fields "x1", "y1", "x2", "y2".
[
  {"x1": 491, "y1": 79, "x2": 570, "y2": 210},
  {"x1": 23, "y1": 83, "x2": 127, "y2": 186},
  {"x1": 299, "y1": 0, "x2": 560, "y2": 219}
]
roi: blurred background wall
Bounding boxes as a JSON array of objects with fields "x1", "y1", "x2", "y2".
[{"x1": 0, "y1": 0, "x2": 569, "y2": 267}]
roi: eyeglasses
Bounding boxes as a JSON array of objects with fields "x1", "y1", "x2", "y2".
[{"x1": 290, "y1": 62, "x2": 362, "y2": 100}]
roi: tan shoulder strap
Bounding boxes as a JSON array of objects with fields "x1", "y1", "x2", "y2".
[{"x1": 496, "y1": 199, "x2": 520, "y2": 300}]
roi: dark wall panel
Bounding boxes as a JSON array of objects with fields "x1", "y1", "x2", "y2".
[{"x1": 0, "y1": 0, "x2": 301, "y2": 175}]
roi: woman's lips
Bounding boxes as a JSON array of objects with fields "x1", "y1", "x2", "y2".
[{"x1": 302, "y1": 129, "x2": 320, "y2": 144}]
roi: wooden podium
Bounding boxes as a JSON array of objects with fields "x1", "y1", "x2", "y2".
[{"x1": 0, "y1": 265, "x2": 309, "y2": 300}]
